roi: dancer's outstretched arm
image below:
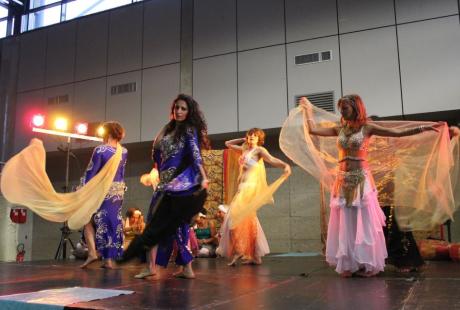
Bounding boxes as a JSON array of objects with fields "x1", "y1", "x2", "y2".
[
  {"x1": 298, "y1": 97, "x2": 338, "y2": 137},
  {"x1": 258, "y1": 147, "x2": 291, "y2": 177},
  {"x1": 367, "y1": 122, "x2": 442, "y2": 137}
]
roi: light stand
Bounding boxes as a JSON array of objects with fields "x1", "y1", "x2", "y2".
[
  {"x1": 31, "y1": 127, "x2": 102, "y2": 260},
  {"x1": 54, "y1": 136, "x2": 76, "y2": 260}
]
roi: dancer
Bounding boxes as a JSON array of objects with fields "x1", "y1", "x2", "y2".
[
  {"x1": 280, "y1": 95, "x2": 451, "y2": 277},
  {"x1": 218, "y1": 128, "x2": 290, "y2": 266},
  {"x1": 1, "y1": 135, "x2": 125, "y2": 235},
  {"x1": 122, "y1": 94, "x2": 209, "y2": 279},
  {"x1": 80, "y1": 121, "x2": 128, "y2": 269}
]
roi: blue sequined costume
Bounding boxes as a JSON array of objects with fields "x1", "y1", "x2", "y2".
[
  {"x1": 84, "y1": 144, "x2": 128, "y2": 260},
  {"x1": 122, "y1": 127, "x2": 207, "y2": 262}
]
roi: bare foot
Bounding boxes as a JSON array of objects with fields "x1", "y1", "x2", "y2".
[
  {"x1": 241, "y1": 259, "x2": 262, "y2": 265},
  {"x1": 80, "y1": 256, "x2": 98, "y2": 269},
  {"x1": 101, "y1": 260, "x2": 116, "y2": 269},
  {"x1": 172, "y1": 267, "x2": 184, "y2": 277},
  {"x1": 340, "y1": 271, "x2": 353, "y2": 278},
  {"x1": 228, "y1": 254, "x2": 242, "y2": 266},
  {"x1": 174, "y1": 271, "x2": 195, "y2": 279},
  {"x1": 134, "y1": 268, "x2": 156, "y2": 279}
]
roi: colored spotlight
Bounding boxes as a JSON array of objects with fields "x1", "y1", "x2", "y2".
[
  {"x1": 97, "y1": 126, "x2": 105, "y2": 137},
  {"x1": 54, "y1": 117, "x2": 68, "y2": 131},
  {"x1": 75, "y1": 122, "x2": 88, "y2": 135},
  {"x1": 32, "y1": 114, "x2": 45, "y2": 128}
]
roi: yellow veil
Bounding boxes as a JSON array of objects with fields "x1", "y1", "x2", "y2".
[
  {"x1": 228, "y1": 147, "x2": 287, "y2": 229},
  {"x1": 280, "y1": 105, "x2": 456, "y2": 231},
  {"x1": 0, "y1": 138, "x2": 122, "y2": 230}
]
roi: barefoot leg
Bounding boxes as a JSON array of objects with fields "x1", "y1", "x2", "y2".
[
  {"x1": 148, "y1": 246, "x2": 158, "y2": 275},
  {"x1": 80, "y1": 223, "x2": 98, "y2": 268},
  {"x1": 174, "y1": 262, "x2": 195, "y2": 279}
]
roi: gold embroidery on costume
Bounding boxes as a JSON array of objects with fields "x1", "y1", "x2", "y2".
[
  {"x1": 335, "y1": 126, "x2": 369, "y2": 206},
  {"x1": 335, "y1": 169, "x2": 366, "y2": 207},
  {"x1": 105, "y1": 181, "x2": 126, "y2": 201}
]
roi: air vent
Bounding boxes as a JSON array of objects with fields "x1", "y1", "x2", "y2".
[
  {"x1": 295, "y1": 53, "x2": 319, "y2": 64},
  {"x1": 111, "y1": 82, "x2": 137, "y2": 95},
  {"x1": 48, "y1": 94, "x2": 69, "y2": 105},
  {"x1": 295, "y1": 50, "x2": 332, "y2": 65},
  {"x1": 295, "y1": 91, "x2": 335, "y2": 112},
  {"x1": 321, "y1": 51, "x2": 331, "y2": 61}
]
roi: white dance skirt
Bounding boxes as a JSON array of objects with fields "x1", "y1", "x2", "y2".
[{"x1": 326, "y1": 173, "x2": 387, "y2": 274}]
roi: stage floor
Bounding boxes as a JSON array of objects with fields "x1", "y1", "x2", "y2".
[{"x1": 0, "y1": 256, "x2": 459, "y2": 309}]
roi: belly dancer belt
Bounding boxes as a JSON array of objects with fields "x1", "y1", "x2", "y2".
[
  {"x1": 106, "y1": 181, "x2": 127, "y2": 200},
  {"x1": 335, "y1": 169, "x2": 366, "y2": 207}
]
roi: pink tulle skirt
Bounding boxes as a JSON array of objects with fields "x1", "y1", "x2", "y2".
[{"x1": 326, "y1": 173, "x2": 387, "y2": 275}]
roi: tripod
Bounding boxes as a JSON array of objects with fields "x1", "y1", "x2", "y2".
[{"x1": 54, "y1": 136, "x2": 76, "y2": 260}]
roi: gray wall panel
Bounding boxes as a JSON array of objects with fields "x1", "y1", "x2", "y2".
[
  {"x1": 75, "y1": 13, "x2": 109, "y2": 81},
  {"x1": 143, "y1": 0, "x2": 181, "y2": 67},
  {"x1": 338, "y1": 0, "x2": 395, "y2": 33},
  {"x1": 45, "y1": 22, "x2": 76, "y2": 87},
  {"x1": 194, "y1": 0, "x2": 236, "y2": 59},
  {"x1": 287, "y1": 37, "x2": 342, "y2": 111},
  {"x1": 285, "y1": 0, "x2": 338, "y2": 42},
  {"x1": 193, "y1": 54, "x2": 238, "y2": 134},
  {"x1": 398, "y1": 16, "x2": 460, "y2": 114},
  {"x1": 108, "y1": 5, "x2": 143, "y2": 75},
  {"x1": 340, "y1": 27, "x2": 402, "y2": 117},
  {"x1": 73, "y1": 78, "x2": 107, "y2": 150},
  {"x1": 141, "y1": 64, "x2": 180, "y2": 141},
  {"x1": 237, "y1": 0, "x2": 285, "y2": 50},
  {"x1": 238, "y1": 45, "x2": 287, "y2": 130},
  {"x1": 18, "y1": 31, "x2": 47, "y2": 92},
  {"x1": 106, "y1": 71, "x2": 142, "y2": 143},
  {"x1": 395, "y1": 0, "x2": 459, "y2": 23},
  {"x1": 14, "y1": 90, "x2": 45, "y2": 153}
]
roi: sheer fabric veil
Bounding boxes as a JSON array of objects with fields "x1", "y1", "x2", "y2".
[
  {"x1": 0, "y1": 138, "x2": 122, "y2": 229},
  {"x1": 279, "y1": 104, "x2": 457, "y2": 231}
]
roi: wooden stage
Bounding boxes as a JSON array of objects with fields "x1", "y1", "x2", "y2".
[{"x1": 0, "y1": 256, "x2": 459, "y2": 309}]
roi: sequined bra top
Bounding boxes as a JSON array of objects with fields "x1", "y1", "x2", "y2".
[
  {"x1": 239, "y1": 149, "x2": 258, "y2": 168},
  {"x1": 337, "y1": 126, "x2": 368, "y2": 162}
]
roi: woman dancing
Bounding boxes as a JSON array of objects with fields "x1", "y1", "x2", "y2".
[
  {"x1": 0, "y1": 121, "x2": 127, "y2": 266},
  {"x1": 122, "y1": 94, "x2": 209, "y2": 279},
  {"x1": 281, "y1": 95, "x2": 450, "y2": 277},
  {"x1": 80, "y1": 121, "x2": 128, "y2": 269},
  {"x1": 218, "y1": 128, "x2": 290, "y2": 266}
]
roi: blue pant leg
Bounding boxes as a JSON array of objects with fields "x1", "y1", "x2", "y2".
[{"x1": 175, "y1": 223, "x2": 193, "y2": 266}]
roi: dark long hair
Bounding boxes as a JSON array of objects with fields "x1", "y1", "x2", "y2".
[{"x1": 165, "y1": 94, "x2": 211, "y2": 150}]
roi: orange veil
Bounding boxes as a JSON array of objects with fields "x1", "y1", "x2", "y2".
[{"x1": 280, "y1": 104, "x2": 457, "y2": 231}]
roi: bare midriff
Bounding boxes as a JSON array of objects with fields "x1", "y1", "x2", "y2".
[{"x1": 338, "y1": 149, "x2": 368, "y2": 172}]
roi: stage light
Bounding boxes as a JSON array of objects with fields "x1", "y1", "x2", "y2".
[
  {"x1": 75, "y1": 122, "x2": 88, "y2": 135},
  {"x1": 54, "y1": 117, "x2": 68, "y2": 131},
  {"x1": 31, "y1": 114, "x2": 45, "y2": 128},
  {"x1": 97, "y1": 126, "x2": 105, "y2": 137}
]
